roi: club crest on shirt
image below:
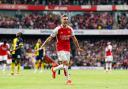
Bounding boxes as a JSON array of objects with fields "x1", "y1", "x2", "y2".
[
  {"x1": 60, "y1": 32, "x2": 63, "y2": 34},
  {"x1": 68, "y1": 31, "x2": 71, "y2": 34}
]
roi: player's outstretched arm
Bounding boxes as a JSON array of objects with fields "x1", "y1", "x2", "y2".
[
  {"x1": 40, "y1": 36, "x2": 53, "y2": 50},
  {"x1": 72, "y1": 36, "x2": 83, "y2": 52}
]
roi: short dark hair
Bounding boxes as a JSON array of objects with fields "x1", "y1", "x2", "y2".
[
  {"x1": 61, "y1": 14, "x2": 68, "y2": 17},
  {"x1": 16, "y1": 32, "x2": 22, "y2": 37}
]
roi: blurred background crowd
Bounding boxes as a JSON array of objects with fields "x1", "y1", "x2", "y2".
[
  {"x1": 1, "y1": 36, "x2": 128, "y2": 69},
  {"x1": 0, "y1": 11, "x2": 128, "y2": 29}
]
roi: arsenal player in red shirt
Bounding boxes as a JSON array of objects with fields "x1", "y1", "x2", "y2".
[
  {"x1": 39, "y1": 15, "x2": 83, "y2": 85},
  {"x1": 0, "y1": 41, "x2": 10, "y2": 71},
  {"x1": 105, "y1": 42, "x2": 113, "y2": 72}
]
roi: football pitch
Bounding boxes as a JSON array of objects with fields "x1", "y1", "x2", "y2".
[{"x1": 0, "y1": 69, "x2": 128, "y2": 89}]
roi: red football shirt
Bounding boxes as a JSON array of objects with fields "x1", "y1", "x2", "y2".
[
  {"x1": 51, "y1": 25, "x2": 74, "y2": 52},
  {"x1": 0, "y1": 43, "x2": 9, "y2": 56},
  {"x1": 105, "y1": 45, "x2": 112, "y2": 56}
]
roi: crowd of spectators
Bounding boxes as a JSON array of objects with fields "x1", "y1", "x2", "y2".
[
  {"x1": 1, "y1": 37, "x2": 128, "y2": 69},
  {"x1": 72, "y1": 12, "x2": 128, "y2": 29},
  {"x1": 71, "y1": 12, "x2": 114, "y2": 29},
  {"x1": 0, "y1": 0, "x2": 128, "y2": 5},
  {"x1": 0, "y1": 12, "x2": 128, "y2": 29},
  {"x1": 20, "y1": 38, "x2": 128, "y2": 69},
  {"x1": 0, "y1": 12, "x2": 60, "y2": 29},
  {"x1": 72, "y1": 39, "x2": 128, "y2": 69}
]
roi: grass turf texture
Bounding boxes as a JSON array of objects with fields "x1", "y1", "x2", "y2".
[{"x1": 0, "y1": 70, "x2": 128, "y2": 89}]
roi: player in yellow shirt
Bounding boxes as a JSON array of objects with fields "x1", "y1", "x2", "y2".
[
  {"x1": 10, "y1": 32, "x2": 23, "y2": 75},
  {"x1": 34, "y1": 39, "x2": 45, "y2": 72}
]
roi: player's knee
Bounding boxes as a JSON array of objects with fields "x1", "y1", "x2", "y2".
[
  {"x1": 39, "y1": 60, "x2": 42, "y2": 63},
  {"x1": 36, "y1": 60, "x2": 40, "y2": 64}
]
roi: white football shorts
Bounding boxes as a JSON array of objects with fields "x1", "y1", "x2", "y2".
[
  {"x1": 57, "y1": 51, "x2": 70, "y2": 63},
  {"x1": 0, "y1": 55, "x2": 8, "y2": 61},
  {"x1": 105, "y1": 56, "x2": 113, "y2": 62}
]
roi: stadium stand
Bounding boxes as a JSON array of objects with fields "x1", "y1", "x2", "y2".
[{"x1": 0, "y1": 12, "x2": 128, "y2": 29}]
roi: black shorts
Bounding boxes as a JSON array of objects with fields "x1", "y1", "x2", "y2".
[
  {"x1": 11, "y1": 51, "x2": 22, "y2": 63},
  {"x1": 12, "y1": 49, "x2": 22, "y2": 59},
  {"x1": 12, "y1": 53, "x2": 21, "y2": 59},
  {"x1": 11, "y1": 54, "x2": 21, "y2": 63},
  {"x1": 36, "y1": 55, "x2": 44, "y2": 61}
]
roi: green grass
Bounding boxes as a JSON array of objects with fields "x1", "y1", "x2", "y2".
[{"x1": 0, "y1": 69, "x2": 128, "y2": 89}]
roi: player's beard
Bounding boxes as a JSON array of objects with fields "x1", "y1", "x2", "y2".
[{"x1": 62, "y1": 22, "x2": 68, "y2": 27}]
